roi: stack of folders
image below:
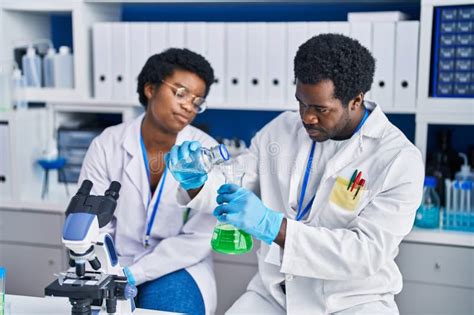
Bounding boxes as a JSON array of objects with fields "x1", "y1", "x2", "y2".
[{"x1": 92, "y1": 19, "x2": 420, "y2": 111}]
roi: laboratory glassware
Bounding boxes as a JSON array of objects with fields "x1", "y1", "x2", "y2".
[
  {"x1": 415, "y1": 176, "x2": 441, "y2": 228},
  {"x1": 211, "y1": 162, "x2": 253, "y2": 255}
]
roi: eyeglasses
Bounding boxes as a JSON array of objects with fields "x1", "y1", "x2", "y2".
[{"x1": 161, "y1": 80, "x2": 207, "y2": 114}]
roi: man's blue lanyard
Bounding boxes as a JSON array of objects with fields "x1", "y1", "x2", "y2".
[
  {"x1": 296, "y1": 141, "x2": 316, "y2": 221},
  {"x1": 140, "y1": 133, "x2": 168, "y2": 247},
  {"x1": 296, "y1": 107, "x2": 369, "y2": 221}
]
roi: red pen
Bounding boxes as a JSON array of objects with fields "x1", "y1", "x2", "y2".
[
  {"x1": 350, "y1": 171, "x2": 362, "y2": 192},
  {"x1": 353, "y1": 179, "x2": 366, "y2": 200}
]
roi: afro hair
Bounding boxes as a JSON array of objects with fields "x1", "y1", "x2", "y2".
[
  {"x1": 294, "y1": 33, "x2": 375, "y2": 106},
  {"x1": 137, "y1": 48, "x2": 214, "y2": 108}
]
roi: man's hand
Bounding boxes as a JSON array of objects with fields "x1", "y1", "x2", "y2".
[
  {"x1": 214, "y1": 184, "x2": 284, "y2": 244},
  {"x1": 165, "y1": 141, "x2": 208, "y2": 191}
]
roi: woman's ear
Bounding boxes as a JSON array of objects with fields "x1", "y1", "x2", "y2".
[{"x1": 144, "y1": 83, "x2": 155, "y2": 101}]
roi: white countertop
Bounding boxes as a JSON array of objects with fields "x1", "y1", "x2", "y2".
[
  {"x1": 404, "y1": 227, "x2": 474, "y2": 248},
  {"x1": 3, "y1": 294, "x2": 178, "y2": 314}
]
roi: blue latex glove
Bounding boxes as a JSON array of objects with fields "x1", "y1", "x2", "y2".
[
  {"x1": 214, "y1": 184, "x2": 284, "y2": 244},
  {"x1": 123, "y1": 266, "x2": 136, "y2": 286},
  {"x1": 165, "y1": 141, "x2": 208, "y2": 190}
]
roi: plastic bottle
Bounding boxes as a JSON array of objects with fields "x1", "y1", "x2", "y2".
[
  {"x1": 415, "y1": 176, "x2": 441, "y2": 229},
  {"x1": 43, "y1": 47, "x2": 56, "y2": 88},
  {"x1": 0, "y1": 266, "x2": 5, "y2": 315},
  {"x1": 211, "y1": 162, "x2": 253, "y2": 255},
  {"x1": 11, "y1": 68, "x2": 27, "y2": 110},
  {"x1": 53, "y1": 46, "x2": 74, "y2": 88},
  {"x1": 455, "y1": 153, "x2": 474, "y2": 182},
  {"x1": 22, "y1": 46, "x2": 42, "y2": 87},
  {"x1": 167, "y1": 144, "x2": 230, "y2": 182}
]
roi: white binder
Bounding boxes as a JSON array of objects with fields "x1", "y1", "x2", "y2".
[
  {"x1": 266, "y1": 22, "x2": 287, "y2": 107},
  {"x1": 328, "y1": 22, "x2": 350, "y2": 36},
  {"x1": 129, "y1": 23, "x2": 149, "y2": 101},
  {"x1": 205, "y1": 23, "x2": 225, "y2": 106},
  {"x1": 307, "y1": 22, "x2": 329, "y2": 37},
  {"x1": 185, "y1": 22, "x2": 207, "y2": 56},
  {"x1": 394, "y1": 21, "x2": 419, "y2": 109},
  {"x1": 111, "y1": 23, "x2": 130, "y2": 101},
  {"x1": 349, "y1": 22, "x2": 372, "y2": 51},
  {"x1": 92, "y1": 23, "x2": 112, "y2": 99},
  {"x1": 149, "y1": 22, "x2": 168, "y2": 55},
  {"x1": 371, "y1": 22, "x2": 396, "y2": 109},
  {"x1": 286, "y1": 22, "x2": 308, "y2": 108},
  {"x1": 225, "y1": 23, "x2": 247, "y2": 106},
  {"x1": 350, "y1": 22, "x2": 373, "y2": 99},
  {"x1": 167, "y1": 23, "x2": 185, "y2": 49},
  {"x1": 246, "y1": 22, "x2": 267, "y2": 106}
]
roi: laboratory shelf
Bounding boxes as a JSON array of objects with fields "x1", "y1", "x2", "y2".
[{"x1": 404, "y1": 227, "x2": 474, "y2": 248}]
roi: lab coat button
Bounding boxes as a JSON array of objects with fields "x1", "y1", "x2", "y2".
[{"x1": 285, "y1": 274, "x2": 294, "y2": 281}]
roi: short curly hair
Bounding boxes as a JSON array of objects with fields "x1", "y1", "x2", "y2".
[
  {"x1": 137, "y1": 48, "x2": 214, "y2": 108},
  {"x1": 294, "y1": 33, "x2": 375, "y2": 106}
]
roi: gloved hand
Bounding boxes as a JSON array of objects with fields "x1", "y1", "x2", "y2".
[
  {"x1": 165, "y1": 141, "x2": 208, "y2": 190},
  {"x1": 123, "y1": 266, "x2": 136, "y2": 286},
  {"x1": 214, "y1": 184, "x2": 284, "y2": 244}
]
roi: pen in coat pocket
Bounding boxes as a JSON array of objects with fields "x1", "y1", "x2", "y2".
[{"x1": 353, "y1": 179, "x2": 366, "y2": 200}]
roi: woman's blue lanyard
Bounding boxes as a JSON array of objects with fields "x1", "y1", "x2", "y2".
[
  {"x1": 140, "y1": 133, "x2": 168, "y2": 247},
  {"x1": 296, "y1": 108, "x2": 369, "y2": 221}
]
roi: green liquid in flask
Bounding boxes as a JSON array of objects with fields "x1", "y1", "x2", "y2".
[{"x1": 211, "y1": 224, "x2": 253, "y2": 255}]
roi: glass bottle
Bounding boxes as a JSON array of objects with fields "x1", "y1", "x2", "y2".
[
  {"x1": 415, "y1": 176, "x2": 441, "y2": 229},
  {"x1": 167, "y1": 144, "x2": 230, "y2": 184},
  {"x1": 211, "y1": 162, "x2": 253, "y2": 255}
]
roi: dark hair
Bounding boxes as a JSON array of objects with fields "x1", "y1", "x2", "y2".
[
  {"x1": 294, "y1": 33, "x2": 375, "y2": 106},
  {"x1": 137, "y1": 48, "x2": 214, "y2": 107}
]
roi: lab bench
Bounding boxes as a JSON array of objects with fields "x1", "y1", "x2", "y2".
[{"x1": 1, "y1": 203, "x2": 474, "y2": 314}]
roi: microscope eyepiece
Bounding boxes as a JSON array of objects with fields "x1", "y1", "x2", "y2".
[
  {"x1": 77, "y1": 180, "x2": 93, "y2": 196},
  {"x1": 105, "y1": 181, "x2": 121, "y2": 200}
]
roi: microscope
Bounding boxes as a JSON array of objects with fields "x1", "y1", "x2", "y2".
[{"x1": 45, "y1": 180, "x2": 137, "y2": 315}]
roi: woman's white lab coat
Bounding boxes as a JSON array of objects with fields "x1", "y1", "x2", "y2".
[
  {"x1": 181, "y1": 102, "x2": 425, "y2": 314},
  {"x1": 79, "y1": 113, "x2": 218, "y2": 314}
]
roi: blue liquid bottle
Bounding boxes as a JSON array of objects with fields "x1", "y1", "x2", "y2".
[
  {"x1": 168, "y1": 144, "x2": 230, "y2": 183},
  {"x1": 415, "y1": 176, "x2": 441, "y2": 229}
]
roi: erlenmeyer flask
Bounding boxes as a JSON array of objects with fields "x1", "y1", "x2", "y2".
[{"x1": 211, "y1": 162, "x2": 253, "y2": 255}]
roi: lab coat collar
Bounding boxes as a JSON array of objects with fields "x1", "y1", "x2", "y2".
[
  {"x1": 359, "y1": 101, "x2": 388, "y2": 139},
  {"x1": 122, "y1": 113, "x2": 150, "y2": 210}
]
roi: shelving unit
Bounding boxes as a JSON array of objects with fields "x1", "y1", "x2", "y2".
[
  {"x1": 0, "y1": 0, "x2": 121, "y2": 103},
  {"x1": 415, "y1": 0, "x2": 474, "y2": 160}
]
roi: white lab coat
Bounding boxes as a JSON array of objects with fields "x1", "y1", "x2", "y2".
[
  {"x1": 180, "y1": 102, "x2": 424, "y2": 314},
  {"x1": 79, "y1": 113, "x2": 218, "y2": 314}
]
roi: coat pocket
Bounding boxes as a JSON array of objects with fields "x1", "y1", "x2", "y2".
[{"x1": 329, "y1": 176, "x2": 366, "y2": 211}]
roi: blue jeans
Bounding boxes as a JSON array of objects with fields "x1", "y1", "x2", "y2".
[{"x1": 137, "y1": 269, "x2": 205, "y2": 315}]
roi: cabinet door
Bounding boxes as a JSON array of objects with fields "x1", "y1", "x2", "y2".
[
  {"x1": 0, "y1": 209, "x2": 63, "y2": 245},
  {"x1": 0, "y1": 243, "x2": 66, "y2": 296},
  {"x1": 214, "y1": 261, "x2": 257, "y2": 315},
  {"x1": 396, "y1": 242, "x2": 474, "y2": 289},
  {"x1": 396, "y1": 281, "x2": 474, "y2": 314}
]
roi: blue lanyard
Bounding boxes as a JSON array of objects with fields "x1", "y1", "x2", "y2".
[
  {"x1": 296, "y1": 108, "x2": 369, "y2": 221},
  {"x1": 354, "y1": 108, "x2": 369, "y2": 134},
  {"x1": 296, "y1": 141, "x2": 316, "y2": 221},
  {"x1": 140, "y1": 133, "x2": 168, "y2": 247}
]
